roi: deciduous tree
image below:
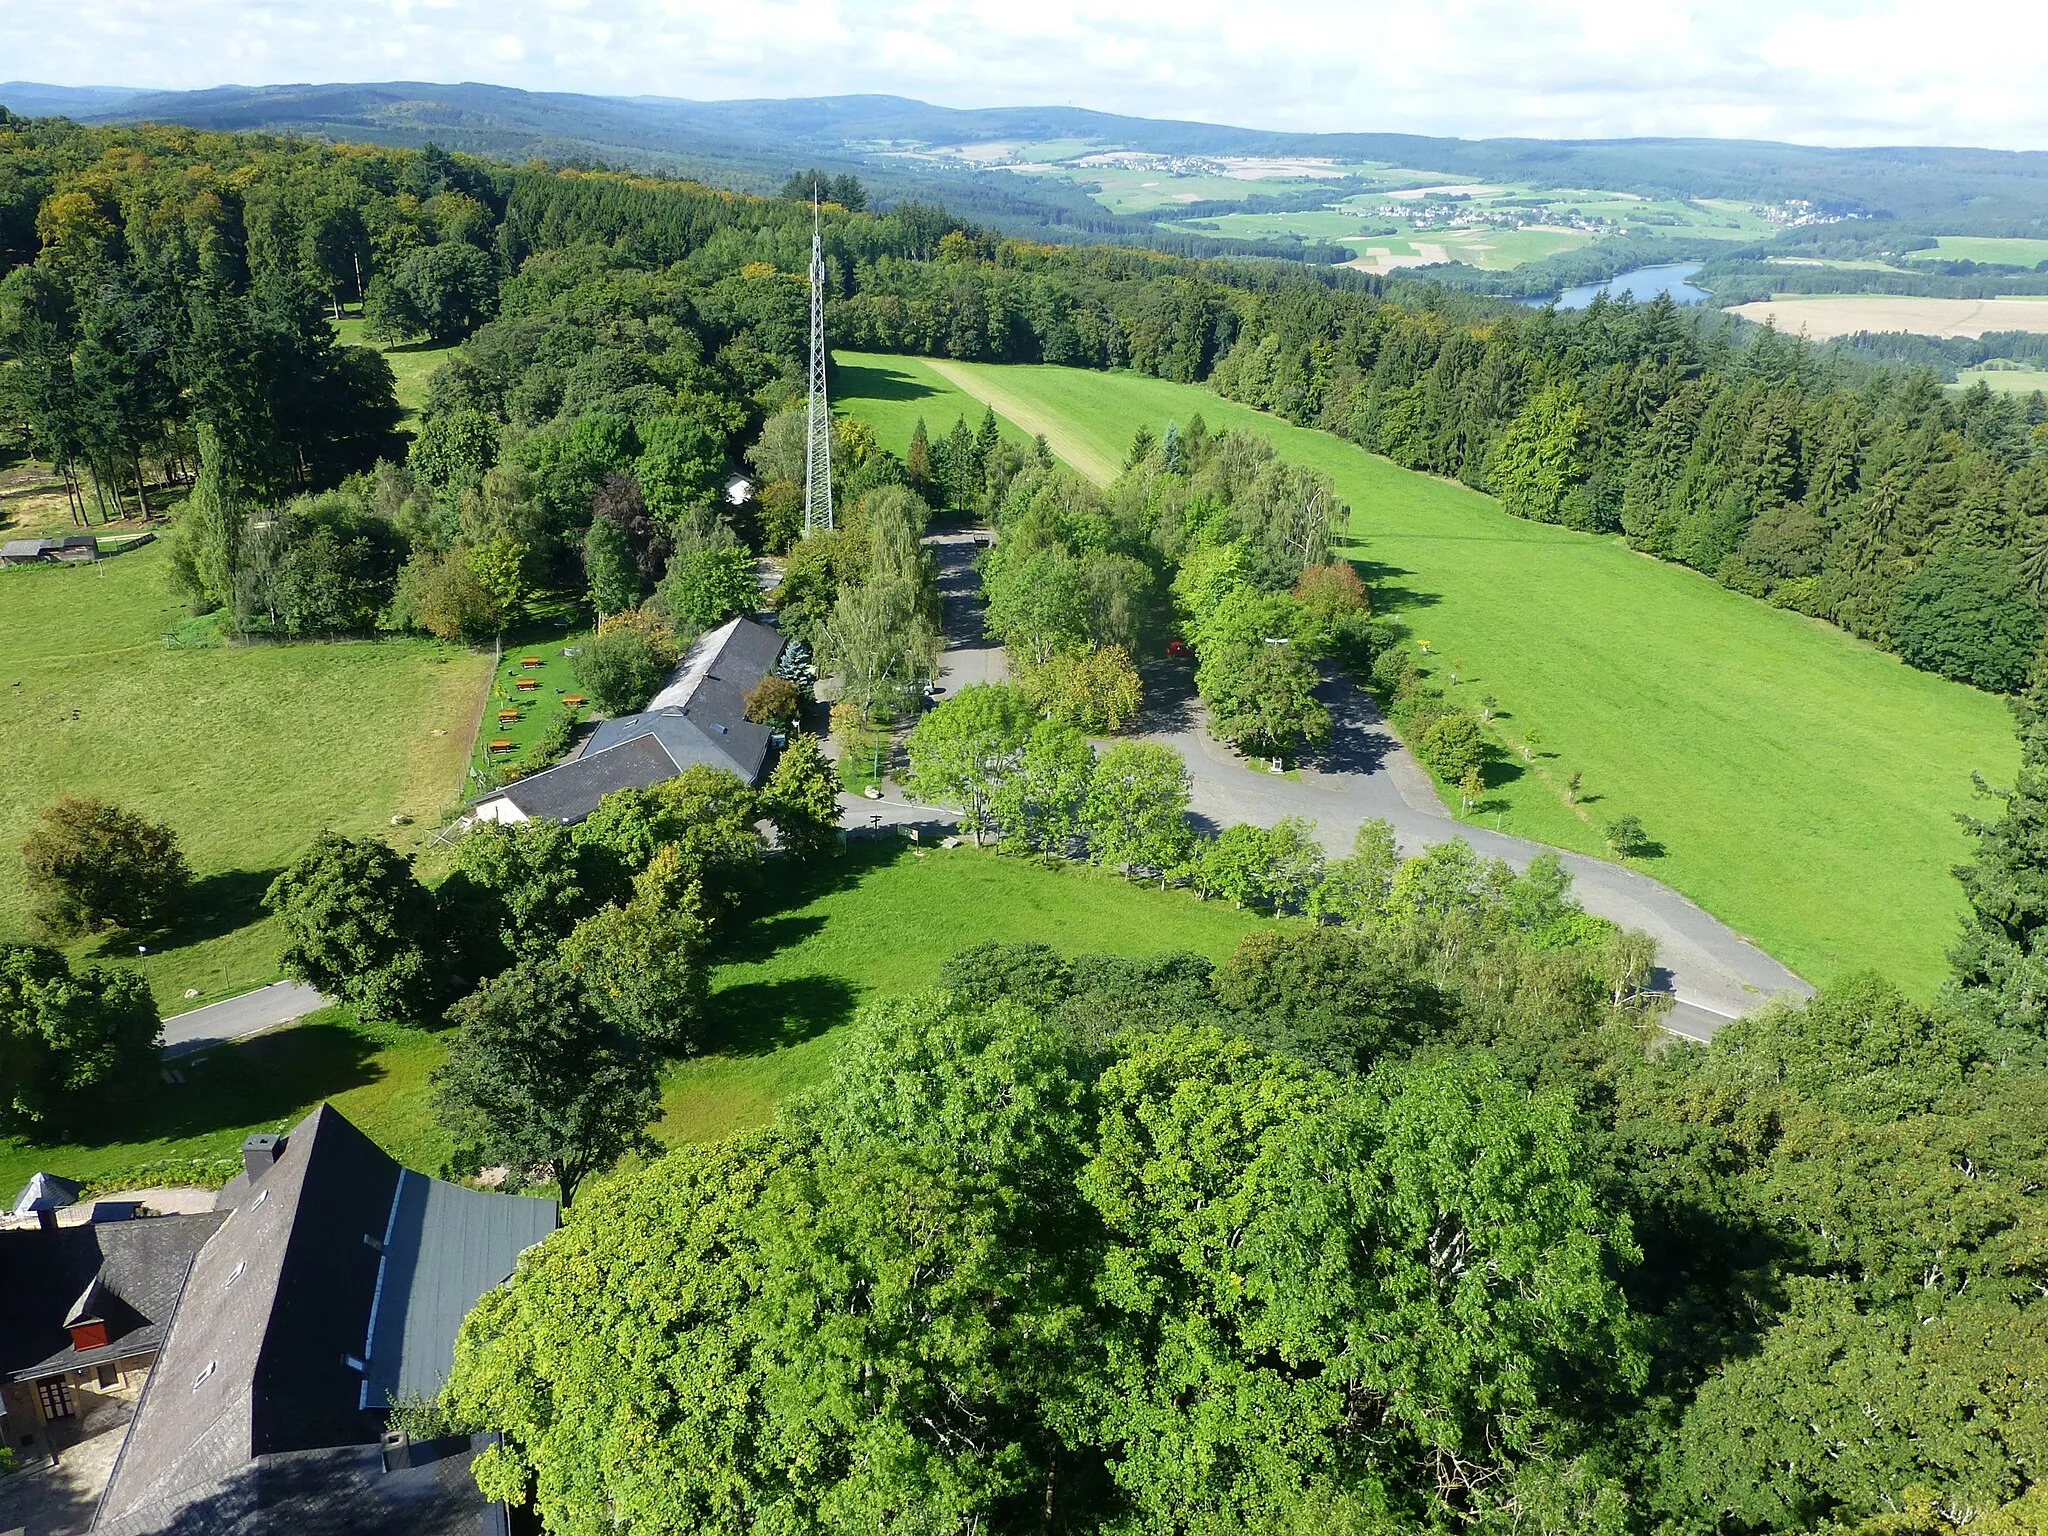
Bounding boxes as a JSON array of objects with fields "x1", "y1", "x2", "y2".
[
  {"x1": 264, "y1": 832, "x2": 439, "y2": 1022},
  {"x1": 20, "y1": 796, "x2": 189, "y2": 937},
  {"x1": 433, "y1": 958, "x2": 660, "y2": 1207},
  {"x1": 0, "y1": 943, "x2": 160, "y2": 1137}
]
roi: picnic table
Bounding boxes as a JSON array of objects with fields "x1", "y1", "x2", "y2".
[
  {"x1": 563, "y1": 694, "x2": 587, "y2": 707},
  {"x1": 515, "y1": 678, "x2": 539, "y2": 691},
  {"x1": 497, "y1": 709, "x2": 520, "y2": 722},
  {"x1": 489, "y1": 738, "x2": 515, "y2": 753},
  {"x1": 520, "y1": 656, "x2": 543, "y2": 668}
]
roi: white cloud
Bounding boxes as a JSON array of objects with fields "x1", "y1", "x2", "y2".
[{"x1": 6, "y1": 0, "x2": 2044, "y2": 149}]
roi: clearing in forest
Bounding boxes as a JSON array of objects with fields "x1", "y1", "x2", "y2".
[
  {"x1": 834, "y1": 351, "x2": 2019, "y2": 993},
  {"x1": 0, "y1": 843, "x2": 1271, "y2": 1197}
]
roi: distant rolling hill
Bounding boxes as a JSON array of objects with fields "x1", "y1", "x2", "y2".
[{"x1": 5, "y1": 81, "x2": 2046, "y2": 239}]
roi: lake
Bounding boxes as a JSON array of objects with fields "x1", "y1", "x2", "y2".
[{"x1": 1536, "y1": 262, "x2": 1710, "y2": 310}]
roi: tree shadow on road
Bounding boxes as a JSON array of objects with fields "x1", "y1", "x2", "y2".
[{"x1": 1132, "y1": 660, "x2": 1201, "y2": 734}]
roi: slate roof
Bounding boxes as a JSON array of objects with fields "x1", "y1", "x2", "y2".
[
  {"x1": 583, "y1": 704, "x2": 774, "y2": 785},
  {"x1": 0, "y1": 1212, "x2": 227, "y2": 1382},
  {"x1": 93, "y1": 1103, "x2": 555, "y2": 1534},
  {"x1": 93, "y1": 1438, "x2": 509, "y2": 1536},
  {"x1": 584, "y1": 614, "x2": 783, "y2": 785},
  {"x1": 12, "y1": 1169, "x2": 83, "y2": 1216},
  {"x1": 471, "y1": 732, "x2": 680, "y2": 824}
]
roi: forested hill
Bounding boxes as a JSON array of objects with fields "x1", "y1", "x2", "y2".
[
  {"x1": 1, "y1": 115, "x2": 2044, "y2": 696},
  {"x1": 9, "y1": 80, "x2": 2048, "y2": 229}
]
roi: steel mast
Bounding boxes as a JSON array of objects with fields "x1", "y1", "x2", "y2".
[{"x1": 802, "y1": 188, "x2": 834, "y2": 535}]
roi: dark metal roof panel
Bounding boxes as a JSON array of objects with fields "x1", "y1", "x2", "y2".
[{"x1": 364, "y1": 1174, "x2": 557, "y2": 1403}]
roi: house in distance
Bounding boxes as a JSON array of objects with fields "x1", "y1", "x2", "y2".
[{"x1": 472, "y1": 614, "x2": 787, "y2": 827}]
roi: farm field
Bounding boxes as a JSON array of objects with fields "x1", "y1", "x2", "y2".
[
  {"x1": 833, "y1": 351, "x2": 2021, "y2": 993},
  {"x1": 1957, "y1": 364, "x2": 2048, "y2": 394},
  {"x1": 0, "y1": 543, "x2": 488, "y2": 1008},
  {"x1": 0, "y1": 844, "x2": 1273, "y2": 1197},
  {"x1": 1906, "y1": 236, "x2": 2048, "y2": 267},
  {"x1": 1723, "y1": 294, "x2": 2048, "y2": 339}
]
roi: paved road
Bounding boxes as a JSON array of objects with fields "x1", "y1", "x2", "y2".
[
  {"x1": 929, "y1": 529, "x2": 1007, "y2": 693},
  {"x1": 160, "y1": 980, "x2": 327, "y2": 1057},
  {"x1": 909, "y1": 528, "x2": 1808, "y2": 1037},
  {"x1": 1128, "y1": 663, "x2": 1809, "y2": 1038}
]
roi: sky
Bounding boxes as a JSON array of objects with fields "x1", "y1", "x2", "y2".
[{"x1": 8, "y1": 0, "x2": 2047, "y2": 151}]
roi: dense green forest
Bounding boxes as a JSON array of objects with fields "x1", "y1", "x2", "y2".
[
  {"x1": 6, "y1": 116, "x2": 2048, "y2": 1535},
  {"x1": 6, "y1": 112, "x2": 2044, "y2": 698}
]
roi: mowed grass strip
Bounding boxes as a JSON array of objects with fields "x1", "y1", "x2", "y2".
[
  {"x1": 831, "y1": 354, "x2": 1040, "y2": 468},
  {"x1": 0, "y1": 544, "x2": 489, "y2": 1007},
  {"x1": 0, "y1": 844, "x2": 1274, "y2": 1192},
  {"x1": 834, "y1": 353, "x2": 2020, "y2": 992}
]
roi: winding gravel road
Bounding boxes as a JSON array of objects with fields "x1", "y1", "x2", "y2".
[{"x1": 917, "y1": 532, "x2": 1809, "y2": 1039}]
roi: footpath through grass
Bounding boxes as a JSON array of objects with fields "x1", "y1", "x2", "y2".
[
  {"x1": 0, "y1": 843, "x2": 1273, "y2": 1193},
  {"x1": 833, "y1": 352, "x2": 2020, "y2": 993},
  {"x1": 0, "y1": 543, "x2": 489, "y2": 1008}
]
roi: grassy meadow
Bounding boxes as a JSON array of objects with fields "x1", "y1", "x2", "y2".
[
  {"x1": 1907, "y1": 236, "x2": 2048, "y2": 268},
  {"x1": 0, "y1": 843, "x2": 1273, "y2": 1195},
  {"x1": 1957, "y1": 365, "x2": 2048, "y2": 395},
  {"x1": 0, "y1": 542, "x2": 489, "y2": 1008},
  {"x1": 832, "y1": 354, "x2": 1039, "y2": 465},
  {"x1": 833, "y1": 351, "x2": 2020, "y2": 993}
]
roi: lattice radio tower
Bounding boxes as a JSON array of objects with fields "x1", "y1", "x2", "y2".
[{"x1": 802, "y1": 189, "x2": 834, "y2": 535}]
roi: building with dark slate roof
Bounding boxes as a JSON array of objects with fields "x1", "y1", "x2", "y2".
[
  {"x1": 471, "y1": 614, "x2": 786, "y2": 826},
  {"x1": 0, "y1": 1208, "x2": 226, "y2": 1450},
  {"x1": 87, "y1": 1103, "x2": 557, "y2": 1536}
]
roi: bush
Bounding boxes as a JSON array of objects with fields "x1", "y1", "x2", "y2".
[
  {"x1": 743, "y1": 674, "x2": 803, "y2": 727},
  {"x1": 1369, "y1": 646, "x2": 1419, "y2": 696},
  {"x1": 392, "y1": 551, "x2": 501, "y2": 642},
  {"x1": 1416, "y1": 713, "x2": 1485, "y2": 782},
  {"x1": 574, "y1": 625, "x2": 670, "y2": 715},
  {"x1": 20, "y1": 796, "x2": 189, "y2": 936},
  {"x1": 1606, "y1": 813, "x2": 1648, "y2": 857}
]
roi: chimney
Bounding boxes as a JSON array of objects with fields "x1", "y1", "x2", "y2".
[
  {"x1": 242, "y1": 1132, "x2": 286, "y2": 1184},
  {"x1": 37, "y1": 1208, "x2": 58, "y2": 1233}
]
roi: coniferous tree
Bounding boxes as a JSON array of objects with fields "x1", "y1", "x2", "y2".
[
  {"x1": 1951, "y1": 658, "x2": 2048, "y2": 1031},
  {"x1": 183, "y1": 424, "x2": 245, "y2": 613},
  {"x1": 904, "y1": 416, "x2": 931, "y2": 490}
]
